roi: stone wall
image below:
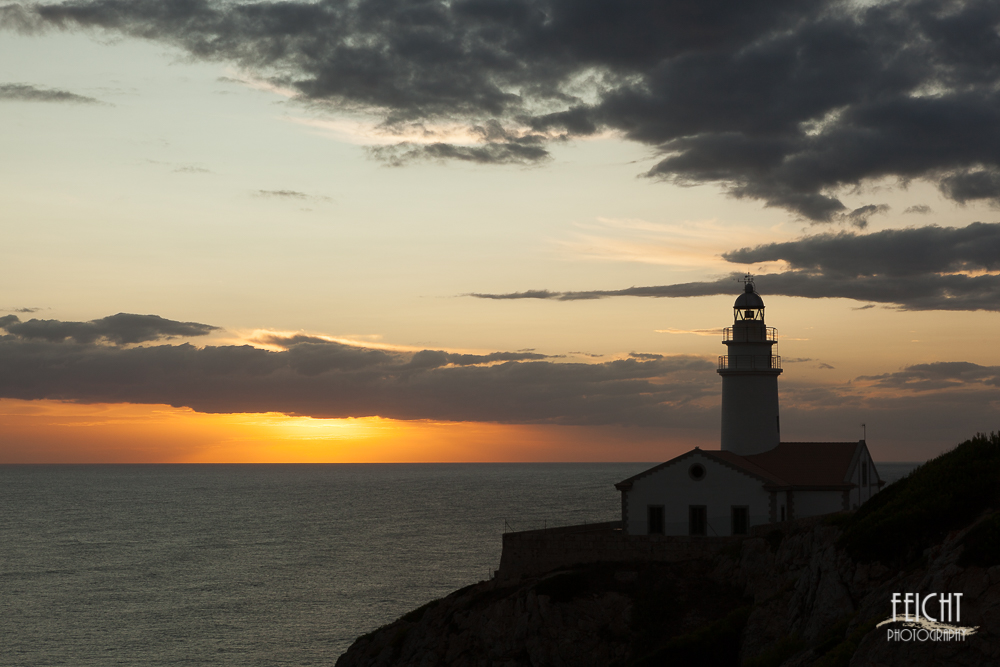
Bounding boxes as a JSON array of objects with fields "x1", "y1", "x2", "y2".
[{"x1": 496, "y1": 521, "x2": 741, "y2": 580}]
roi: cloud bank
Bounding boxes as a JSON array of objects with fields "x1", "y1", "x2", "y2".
[
  {"x1": 2, "y1": 315, "x2": 995, "y2": 454},
  {"x1": 471, "y1": 222, "x2": 1000, "y2": 312},
  {"x1": 0, "y1": 322, "x2": 718, "y2": 426},
  {"x1": 5, "y1": 0, "x2": 1000, "y2": 219}
]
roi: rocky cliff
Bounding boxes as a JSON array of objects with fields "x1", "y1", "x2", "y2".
[{"x1": 336, "y1": 434, "x2": 1000, "y2": 666}]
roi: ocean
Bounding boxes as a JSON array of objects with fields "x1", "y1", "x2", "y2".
[{"x1": 0, "y1": 462, "x2": 919, "y2": 665}]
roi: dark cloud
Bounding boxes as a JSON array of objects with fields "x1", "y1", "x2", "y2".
[
  {"x1": 7, "y1": 0, "x2": 1000, "y2": 218},
  {"x1": 367, "y1": 139, "x2": 550, "y2": 166},
  {"x1": 0, "y1": 322, "x2": 717, "y2": 426},
  {"x1": 470, "y1": 223, "x2": 1000, "y2": 312},
  {"x1": 939, "y1": 169, "x2": 1000, "y2": 204},
  {"x1": 0, "y1": 313, "x2": 219, "y2": 345},
  {"x1": 0, "y1": 82, "x2": 102, "y2": 104},
  {"x1": 903, "y1": 204, "x2": 932, "y2": 215},
  {"x1": 843, "y1": 204, "x2": 889, "y2": 230},
  {"x1": 857, "y1": 362, "x2": 1000, "y2": 392},
  {"x1": 722, "y1": 222, "x2": 1000, "y2": 277}
]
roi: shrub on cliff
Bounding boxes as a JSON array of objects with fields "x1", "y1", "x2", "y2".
[
  {"x1": 838, "y1": 432, "x2": 1000, "y2": 567},
  {"x1": 958, "y1": 511, "x2": 1000, "y2": 568}
]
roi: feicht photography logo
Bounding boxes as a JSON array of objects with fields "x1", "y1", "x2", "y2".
[{"x1": 877, "y1": 592, "x2": 979, "y2": 642}]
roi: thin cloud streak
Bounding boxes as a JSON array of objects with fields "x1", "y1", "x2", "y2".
[
  {"x1": 0, "y1": 82, "x2": 103, "y2": 104},
  {"x1": 656, "y1": 328, "x2": 723, "y2": 337},
  {"x1": 254, "y1": 189, "x2": 332, "y2": 203},
  {"x1": 469, "y1": 223, "x2": 1000, "y2": 312}
]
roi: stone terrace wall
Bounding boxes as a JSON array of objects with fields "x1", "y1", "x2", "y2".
[{"x1": 496, "y1": 521, "x2": 741, "y2": 580}]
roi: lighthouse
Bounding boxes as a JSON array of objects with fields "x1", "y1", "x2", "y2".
[
  {"x1": 613, "y1": 276, "x2": 882, "y2": 536},
  {"x1": 717, "y1": 275, "x2": 782, "y2": 455}
]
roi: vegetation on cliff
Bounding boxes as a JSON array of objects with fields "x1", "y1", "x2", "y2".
[{"x1": 839, "y1": 432, "x2": 1000, "y2": 567}]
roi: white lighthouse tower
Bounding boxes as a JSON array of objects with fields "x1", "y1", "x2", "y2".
[{"x1": 717, "y1": 275, "x2": 782, "y2": 455}]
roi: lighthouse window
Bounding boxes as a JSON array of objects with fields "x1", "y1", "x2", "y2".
[{"x1": 688, "y1": 463, "x2": 706, "y2": 481}]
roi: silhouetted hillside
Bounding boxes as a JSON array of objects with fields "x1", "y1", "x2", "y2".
[{"x1": 839, "y1": 432, "x2": 1000, "y2": 567}]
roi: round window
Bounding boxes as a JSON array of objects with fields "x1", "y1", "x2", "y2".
[{"x1": 689, "y1": 463, "x2": 706, "y2": 481}]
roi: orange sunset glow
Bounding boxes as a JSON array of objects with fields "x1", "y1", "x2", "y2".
[{"x1": 0, "y1": 399, "x2": 701, "y2": 464}]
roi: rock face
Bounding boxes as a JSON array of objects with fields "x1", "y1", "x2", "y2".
[
  {"x1": 336, "y1": 558, "x2": 748, "y2": 667},
  {"x1": 730, "y1": 517, "x2": 1000, "y2": 666},
  {"x1": 336, "y1": 514, "x2": 999, "y2": 667}
]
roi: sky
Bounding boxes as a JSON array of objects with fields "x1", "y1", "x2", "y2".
[{"x1": 1, "y1": 0, "x2": 999, "y2": 463}]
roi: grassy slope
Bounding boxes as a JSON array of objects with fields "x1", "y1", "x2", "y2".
[{"x1": 839, "y1": 432, "x2": 1000, "y2": 567}]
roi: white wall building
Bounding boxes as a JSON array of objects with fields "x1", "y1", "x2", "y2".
[{"x1": 616, "y1": 277, "x2": 884, "y2": 536}]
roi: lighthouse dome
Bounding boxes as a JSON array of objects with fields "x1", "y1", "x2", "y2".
[{"x1": 734, "y1": 282, "x2": 765, "y2": 310}]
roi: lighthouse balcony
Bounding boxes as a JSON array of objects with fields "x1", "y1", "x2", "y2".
[
  {"x1": 723, "y1": 326, "x2": 778, "y2": 342},
  {"x1": 718, "y1": 354, "x2": 781, "y2": 370}
]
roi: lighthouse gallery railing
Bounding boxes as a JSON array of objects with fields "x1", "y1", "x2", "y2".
[{"x1": 718, "y1": 355, "x2": 781, "y2": 370}]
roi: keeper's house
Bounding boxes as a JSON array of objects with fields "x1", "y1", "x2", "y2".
[{"x1": 615, "y1": 278, "x2": 883, "y2": 537}]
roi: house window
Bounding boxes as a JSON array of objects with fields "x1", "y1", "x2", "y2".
[
  {"x1": 689, "y1": 506, "x2": 707, "y2": 536},
  {"x1": 780, "y1": 505, "x2": 786, "y2": 522},
  {"x1": 647, "y1": 506, "x2": 664, "y2": 535},
  {"x1": 731, "y1": 506, "x2": 749, "y2": 536},
  {"x1": 688, "y1": 463, "x2": 706, "y2": 481},
  {"x1": 861, "y1": 462, "x2": 868, "y2": 485}
]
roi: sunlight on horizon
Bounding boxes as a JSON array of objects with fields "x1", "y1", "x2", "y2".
[{"x1": 0, "y1": 399, "x2": 704, "y2": 464}]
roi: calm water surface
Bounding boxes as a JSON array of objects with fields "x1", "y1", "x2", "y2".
[{"x1": 0, "y1": 462, "x2": 920, "y2": 665}]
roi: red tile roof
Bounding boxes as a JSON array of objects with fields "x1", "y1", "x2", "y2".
[
  {"x1": 745, "y1": 442, "x2": 864, "y2": 487},
  {"x1": 616, "y1": 441, "x2": 874, "y2": 491},
  {"x1": 704, "y1": 450, "x2": 788, "y2": 485}
]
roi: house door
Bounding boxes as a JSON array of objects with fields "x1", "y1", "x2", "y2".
[{"x1": 689, "y1": 506, "x2": 707, "y2": 536}]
